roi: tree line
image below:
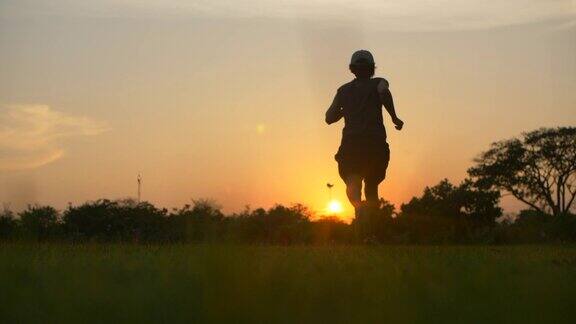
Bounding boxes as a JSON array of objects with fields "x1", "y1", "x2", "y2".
[{"x1": 1, "y1": 127, "x2": 574, "y2": 244}]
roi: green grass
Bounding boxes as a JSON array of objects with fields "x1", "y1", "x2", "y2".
[{"x1": 1, "y1": 244, "x2": 575, "y2": 323}]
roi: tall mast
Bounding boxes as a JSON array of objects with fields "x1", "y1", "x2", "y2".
[
  {"x1": 137, "y1": 173, "x2": 142, "y2": 203},
  {"x1": 326, "y1": 183, "x2": 334, "y2": 201}
]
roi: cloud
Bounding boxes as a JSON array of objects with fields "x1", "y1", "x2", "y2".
[
  {"x1": 0, "y1": 105, "x2": 108, "y2": 171},
  {"x1": 177, "y1": 0, "x2": 576, "y2": 31},
  {"x1": 5, "y1": 0, "x2": 575, "y2": 31},
  {"x1": 547, "y1": 18, "x2": 576, "y2": 31}
]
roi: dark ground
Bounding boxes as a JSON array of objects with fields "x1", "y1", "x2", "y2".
[{"x1": 1, "y1": 244, "x2": 575, "y2": 323}]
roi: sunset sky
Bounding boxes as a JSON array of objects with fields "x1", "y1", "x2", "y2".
[{"x1": 1, "y1": 1, "x2": 575, "y2": 220}]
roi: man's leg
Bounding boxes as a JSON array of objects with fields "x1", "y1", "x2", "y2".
[
  {"x1": 344, "y1": 174, "x2": 363, "y2": 213},
  {"x1": 364, "y1": 143, "x2": 389, "y2": 209},
  {"x1": 338, "y1": 159, "x2": 363, "y2": 214},
  {"x1": 364, "y1": 179, "x2": 381, "y2": 209}
]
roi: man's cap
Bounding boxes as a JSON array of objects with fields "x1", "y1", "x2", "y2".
[{"x1": 350, "y1": 50, "x2": 375, "y2": 66}]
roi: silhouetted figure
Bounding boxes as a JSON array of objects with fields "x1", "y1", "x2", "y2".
[{"x1": 325, "y1": 50, "x2": 404, "y2": 217}]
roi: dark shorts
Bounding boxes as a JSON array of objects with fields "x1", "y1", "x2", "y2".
[{"x1": 335, "y1": 137, "x2": 390, "y2": 184}]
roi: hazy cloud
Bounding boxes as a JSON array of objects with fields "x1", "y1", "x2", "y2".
[
  {"x1": 548, "y1": 18, "x2": 576, "y2": 31},
  {"x1": 4, "y1": 0, "x2": 575, "y2": 31},
  {"x1": 0, "y1": 105, "x2": 108, "y2": 171}
]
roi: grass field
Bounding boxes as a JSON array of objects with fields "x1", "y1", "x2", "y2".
[{"x1": 1, "y1": 244, "x2": 575, "y2": 323}]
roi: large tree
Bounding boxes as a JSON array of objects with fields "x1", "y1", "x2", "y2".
[{"x1": 468, "y1": 127, "x2": 576, "y2": 216}]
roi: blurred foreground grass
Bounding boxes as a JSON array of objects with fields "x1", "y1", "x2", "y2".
[{"x1": 1, "y1": 244, "x2": 575, "y2": 323}]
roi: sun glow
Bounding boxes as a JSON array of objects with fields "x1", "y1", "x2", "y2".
[{"x1": 326, "y1": 199, "x2": 344, "y2": 214}]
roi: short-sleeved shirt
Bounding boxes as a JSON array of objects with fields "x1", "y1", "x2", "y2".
[{"x1": 335, "y1": 77, "x2": 389, "y2": 141}]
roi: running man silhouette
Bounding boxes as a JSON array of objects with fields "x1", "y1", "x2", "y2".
[{"x1": 325, "y1": 50, "x2": 404, "y2": 217}]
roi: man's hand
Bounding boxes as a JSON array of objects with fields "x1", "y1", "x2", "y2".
[{"x1": 392, "y1": 117, "x2": 404, "y2": 130}]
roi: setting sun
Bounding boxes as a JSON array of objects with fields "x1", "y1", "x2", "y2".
[{"x1": 326, "y1": 200, "x2": 344, "y2": 214}]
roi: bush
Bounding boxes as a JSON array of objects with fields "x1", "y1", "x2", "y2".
[
  {"x1": 229, "y1": 204, "x2": 313, "y2": 244},
  {"x1": 495, "y1": 210, "x2": 576, "y2": 243},
  {"x1": 19, "y1": 205, "x2": 60, "y2": 241},
  {"x1": 311, "y1": 216, "x2": 352, "y2": 244},
  {"x1": 396, "y1": 179, "x2": 501, "y2": 244},
  {"x1": 63, "y1": 199, "x2": 168, "y2": 243},
  {"x1": 0, "y1": 209, "x2": 17, "y2": 240},
  {"x1": 352, "y1": 200, "x2": 397, "y2": 244},
  {"x1": 169, "y1": 199, "x2": 226, "y2": 243}
]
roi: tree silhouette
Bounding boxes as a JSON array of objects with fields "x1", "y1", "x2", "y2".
[
  {"x1": 0, "y1": 127, "x2": 573, "y2": 244},
  {"x1": 398, "y1": 179, "x2": 501, "y2": 243},
  {"x1": 0, "y1": 208, "x2": 16, "y2": 239},
  {"x1": 19, "y1": 205, "x2": 60, "y2": 241},
  {"x1": 469, "y1": 127, "x2": 576, "y2": 216}
]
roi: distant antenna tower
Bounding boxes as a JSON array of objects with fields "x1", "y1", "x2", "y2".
[
  {"x1": 137, "y1": 173, "x2": 143, "y2": 203},
  {"x1": 326, "y1": 183, "x2": 334, "y2": 201}
]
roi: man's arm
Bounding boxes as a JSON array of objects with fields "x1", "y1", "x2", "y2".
[
  {"x1": 325, "y1": 91, "x2": 343, "y2": 124},
  {"x1": 377, "y1": 79, "x2": 404, "y2": 130}
]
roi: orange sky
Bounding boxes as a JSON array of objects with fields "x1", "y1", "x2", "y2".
[{"x1": 1, "y1": 1, "x2": 575, "y2": 221}]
